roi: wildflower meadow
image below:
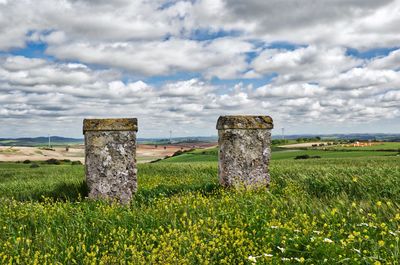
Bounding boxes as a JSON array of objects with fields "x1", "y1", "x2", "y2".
[{"x1": 0, "y1": 155, "x2": 399, "y2": 264}]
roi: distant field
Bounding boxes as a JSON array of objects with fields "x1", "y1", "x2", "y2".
[
  {"x1": 160, "y1": 146, "x2": 399, "y2": 163},
  {"x1": 324, "y1": 142, "x2": 400, "y2": 151},
  {"x1": 272, "y1": 149, "x2": 397, "y2": 159},
  {"x1": 0, "y1": 144, "x2": 198, "y2": 164}
]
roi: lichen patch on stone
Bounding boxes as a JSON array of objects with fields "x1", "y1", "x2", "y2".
[
  {"x1": 83, "y1": 118, "x2": 138, "y2": 133},
  {"x1": 216, "y1": 115, "x2": 273, "y2": 130}
]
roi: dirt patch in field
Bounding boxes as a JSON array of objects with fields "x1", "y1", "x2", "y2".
[
  {"x1": 137, "y1": 143, "x2": 216, "y2": 163},
  {"x1": 0, "y1": 146, "x2": 85, "y2": 163},
  {"x1": 0, "y1": 142, "x2": 217, "y2": 164}
]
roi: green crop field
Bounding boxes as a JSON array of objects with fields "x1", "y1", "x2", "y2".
[
  {"x1": 0, "y1": 151, "x2": 400, "y2": 264},
  {"x1": 161, "y1": 147, "x2": 399, "y2": 163}
]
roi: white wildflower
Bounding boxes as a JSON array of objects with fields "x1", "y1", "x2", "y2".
[
  {"x1": 248, "y1": 255, "x2": 257, "y2": 263},
  {"x1": 277, "y1": 246, "x2": 285, "y2": 253},
  {"x1": 323, "y1": 238, "x2": 334, "y2": 243},
  {"x1": 352, "y1": 248, "x2": 361, "y2": 254}
]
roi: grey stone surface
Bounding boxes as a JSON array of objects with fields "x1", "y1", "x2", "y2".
[
  {"x1": 217, "y1": 115, "x2": 273, "y2": 189},
  {"x1": 83, "y1": 118, "x2": 137, "y2": 204}
]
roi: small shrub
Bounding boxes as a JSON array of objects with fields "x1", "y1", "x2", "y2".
[
  {"x1": 30, "y1": 163, "x2": 40, "y2": 168},
  {"x1": 295, "y1": 155, "x2": 321, "y2": 160},
  {"x1": 45, "y1": 158, "x2": 61, "y2": 165},
  {"x1": 172, "y1": 148, "x2": 195, "y2": 157},
  {"x1": 62, "y1": 159, "x2": 71, "y2": 163},
  {"x1": 172, "y1": 150, "x2": 184, "y2": 157},
  {"x1": 40, "y1": 147, "x2": 55, "y2": 151},
  {"x1": 295, "y1": 155, "x2": 310, "y2": 160},
  {"x1": 23, "y1": 160, "x2": 31, "y2": 164},
  {"x1": 71, "y1": 161, "x2": 82, "y2": 165}
]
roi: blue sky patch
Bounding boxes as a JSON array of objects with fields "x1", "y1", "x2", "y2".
[
  {"x1": 189, "y1": 28, "x2": 242, "y2": 41},
  {"x1": 267, "y1": 41, "x2": 306, "y2": 51},
  {"x1": 346, "y1": 47, "x2": 399, "y2": 59},
  {"x1": 143, "y1": 72, "x2": 202, "y2": 86},
  {"x1": 7, "y1": 41, "x2": 55, "y2": 61}
]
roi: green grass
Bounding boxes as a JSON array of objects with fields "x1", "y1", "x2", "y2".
[
  {"x1": 160, "y1": 147, "x2": 398, "y2": 163},
  {"x1": 272, "y1": 149, "x2": 397, "y2": 160},
  {"x1": 0, "y1": 155, "x2": 400, "y2": 264},
  {"x1": 160, "y1": 147, "x2": 218, "y2": 163}
]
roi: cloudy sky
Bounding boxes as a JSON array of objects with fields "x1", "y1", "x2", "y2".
[{"x1": 1, "y1": 0, "x2": 400, "y2": 138}]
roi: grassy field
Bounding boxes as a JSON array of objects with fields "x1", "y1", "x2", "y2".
[
  {"x1": 161, "y1": 147, "x2": 399, "y2": 163},
  {"x1": 0, "y1": 151, "x2": 400, "y2": 264}
]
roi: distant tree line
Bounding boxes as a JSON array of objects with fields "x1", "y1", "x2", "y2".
[{"x1": 295, "y1": 137, "x2": 321, "y2": 143}]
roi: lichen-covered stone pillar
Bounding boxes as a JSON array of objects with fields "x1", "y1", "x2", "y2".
[
  {"x1": 217, "y1": 115, "x2": 274, "y2": 189},
  {"x1": 83, "y1": 118, "x2": 138, "y2": 203}
]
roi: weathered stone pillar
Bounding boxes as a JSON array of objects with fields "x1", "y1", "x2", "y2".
[
  {"x1": 83, "y1": 118, "x2": 138, "y2": 203},
  {"x1": 217, "y1": 115, "x2": 273, "y2": 189}
]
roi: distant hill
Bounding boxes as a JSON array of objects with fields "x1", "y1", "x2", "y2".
[
  {"x1": 1, "y1": 133, "x2": 399, "y2": 147},
  {"x1": 0, "y1": 136, "x2": 83, "y2": 147},
  {"x1": 0, "y1": 136, "x2": 218, "y2": 147}
]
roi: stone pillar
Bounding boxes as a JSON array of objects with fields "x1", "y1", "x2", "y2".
[
  {"x1": 217, "y1": 115, "x2": 273, "y2": 189},
  {"x1": 83, "y1": 118, "x2": 138, "y2": 203}
]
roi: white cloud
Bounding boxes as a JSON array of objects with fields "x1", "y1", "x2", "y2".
[
  {"x1": 252, "y1": 46, "x2": 362, "y2": 83},
  {"x1": 45, "y1": 37, "x2": 253, "y2": 78},
  {"x1": 1, "y1": 54, "x2": 400, "y2": 137},
  {"x1": 161, "y1": 79, "x2": 214, "y2": 97},
  {"x1": 368, "y1": 49, "x2": 400, "y2": 70},
  {"x1": 321, "y1": 68, "x2": 400, "y2": 91},
  {"x1": 199, "y1": 0, "x2": 399, "y2": 49},
  {"x1": 1, "y1": 1, "x2": 400, "y2": 136},
  {"x1": 253, "y1": 83, "x2": 326, "y2": 98},
  {"x1": 2, "y1": 56, "x2": 47, "y2": 71}
]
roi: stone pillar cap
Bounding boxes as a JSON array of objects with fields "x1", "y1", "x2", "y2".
[
  {"x1": 217, "y1": 115, "x2": 273, "y2": 130},
  {"x1": 83, "y1": 118, "x2": 138, "y2": 133}
]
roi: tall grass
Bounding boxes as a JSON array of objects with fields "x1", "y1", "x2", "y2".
[{"x1": 0, "y1": 157, "x2": 399, "y2": 264}]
